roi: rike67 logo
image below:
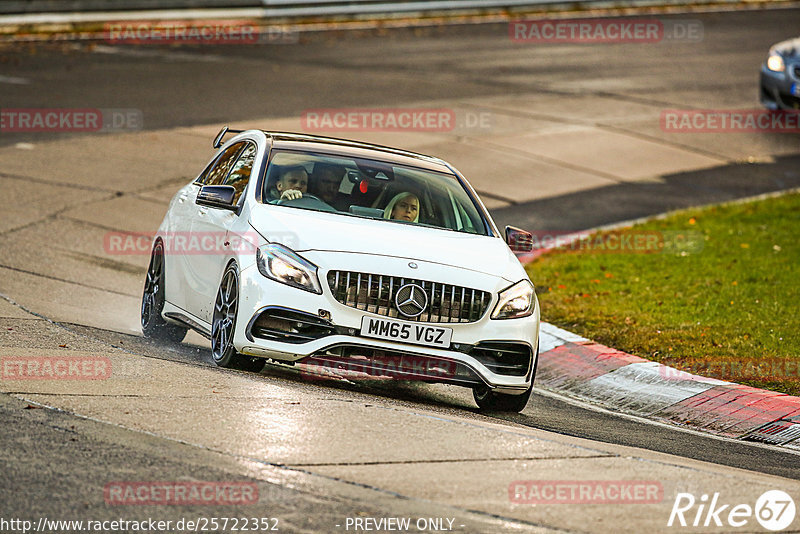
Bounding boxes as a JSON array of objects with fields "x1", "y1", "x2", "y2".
[{"x1": 668, "y1": 490, "x2": 796, "y2": 531}]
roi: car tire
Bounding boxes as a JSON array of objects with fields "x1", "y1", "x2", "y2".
[
  {"x1": 211, "y1": 263, "x2": 266, "y2": 373},
  {"x1": 141, "y1": 241, "x2": 188, "y2": 343},
  {"x1": 472, "y1": 384, "x2": 532, "y2": 412},
  {"x1": 472, "y1": 343, "x2": 538, "y2": 412}
]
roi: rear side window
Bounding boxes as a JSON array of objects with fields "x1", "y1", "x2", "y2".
[
  {"x1": 224, "y1": 143, "x2": 257, "y2": 204},
  {"x1": 199, "y1": 142, "x2": 246, "y2": 186}
]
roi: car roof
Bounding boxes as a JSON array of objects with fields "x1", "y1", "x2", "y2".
[{"x1": 261, "y1": 131, "x2": 454, "y2": 173}]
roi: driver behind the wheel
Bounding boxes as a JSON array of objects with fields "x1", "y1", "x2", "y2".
[{"x1": 272, "y1": 166, "x2": 308, "y2": 202}]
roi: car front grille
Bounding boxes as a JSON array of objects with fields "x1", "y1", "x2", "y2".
[{"x1": 326, "y1": 270, "x2": 491, "y2": 323}]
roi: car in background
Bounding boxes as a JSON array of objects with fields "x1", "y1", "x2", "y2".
[
  {"x1": 760, "y1": 36, "x2": 800, "y2": 110},
  {"x1": 141, "y1": 128, "x2": 540, "y2": 412}
]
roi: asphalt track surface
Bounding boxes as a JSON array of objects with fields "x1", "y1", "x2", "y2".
[
  {"x1": 44, "y1": 323, "x2": 800, "y2": 481},
  {"x1": 2, "y1": 7, "x2": 800, "y2": 532}
]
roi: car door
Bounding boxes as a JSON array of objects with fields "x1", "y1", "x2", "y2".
[
  {"x1": 179, "y1": 141, "x2": 246, "y2": 323},
  {"x1": 163, "y1": 159, "x2": 218, "y2": 312},
  {"x1": 186, "y1": 141, "x2": 257, "y2": 324}
]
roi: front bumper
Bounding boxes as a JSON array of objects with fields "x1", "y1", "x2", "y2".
[{"x1": 233, "y1": 260, "x2": 539, "y2": 394}]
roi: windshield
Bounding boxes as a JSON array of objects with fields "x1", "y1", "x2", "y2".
[{"x1": 262, "y1": 149, "x2": 488, "y2": 236}]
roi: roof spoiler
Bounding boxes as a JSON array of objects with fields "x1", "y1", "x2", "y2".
[{"x1": 212, "y1": 126, "x2": 245, "y2": 149}]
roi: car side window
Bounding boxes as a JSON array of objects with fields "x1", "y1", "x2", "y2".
[
  {"x1": 194, "y1": 160, "x2": 215, "y2": 185},
  {"x1": 223, "y1": 143, "x2": 257, "y2": 205},
  {"x1": 201, "y1": 142, "x2": 246, "y2": 186}
]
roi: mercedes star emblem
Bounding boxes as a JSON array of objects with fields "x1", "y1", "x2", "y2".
[{"x1": 394, "y1": 283, "x2": 428, "y2": 318}]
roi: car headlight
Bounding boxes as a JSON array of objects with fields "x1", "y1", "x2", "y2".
[
  {"x1": 256, "y1": 244, "x2": 322, "y2": 294},
  {"x1": 767, "y1": 53, "x2": 785, "y2": 73},
  {"x1": 491, "y1": 279, "x2": 535, "y2": 320}
]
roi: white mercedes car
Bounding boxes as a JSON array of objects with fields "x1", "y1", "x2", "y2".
[{"x1": 141, "y1": 128, "x2": 539, "y2": 411}]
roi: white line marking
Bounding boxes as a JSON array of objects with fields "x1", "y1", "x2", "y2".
[
  {"x1": 0, "y1": 75, "x2": 30, "y2": 85},
  {"x1": 90, "y1": 44, "x2": 223, "y2": 62},
  {"x1": 534, "y1": 386, "x2": 800, "y2": 457}
]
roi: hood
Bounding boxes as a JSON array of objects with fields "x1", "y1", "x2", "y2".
[
  {"x1": 249, "y1": 205, "x2": 523, "y2": 282},
  {"x1": 772, "y1": 37, "x2": 800, "y2": 59}
]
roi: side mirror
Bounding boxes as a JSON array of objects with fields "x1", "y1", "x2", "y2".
[
  {"x1": 505, "y1": 225, "x2": 533, "y2": 253},
  {"x1": 197, "y1": 185, "x2": 237, "y2": 211}
]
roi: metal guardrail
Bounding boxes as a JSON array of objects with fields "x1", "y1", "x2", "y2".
[
  {"x1": 0, "y1": 0, "x2": 685, "y2": 16},
  {"x1": 265, "y1": 0, "x2": 604, "y2": 17},
  {"x1": 0, "y1": 0, "x2": 774, "y2": 24},
  {"x1": 0, "y1": 1, "x2": 254, "y2": 13}
]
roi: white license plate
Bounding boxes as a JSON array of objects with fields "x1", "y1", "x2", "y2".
[{"x1": 360, "y1": 316, "x2": 452, "y2": 348}]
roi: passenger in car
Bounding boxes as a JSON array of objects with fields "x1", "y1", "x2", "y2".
[
  {"x1": 383, "y1": 192, "x2": 420, "y2": 223},
  {"x1": 271, "y1": 165, "x2": 308, "y2": 202}
]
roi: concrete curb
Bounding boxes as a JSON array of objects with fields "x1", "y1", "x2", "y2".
[
  {"x1": 522, "y1": 189, "x2": 800, "y2": 449},
  {"x1": 536, "y1": 319, "x2": 800, "y2": 448}
]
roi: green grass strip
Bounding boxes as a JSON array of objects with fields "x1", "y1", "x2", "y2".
[{"x1": 526, "y1": 192, "x2": 800, "y2": 395}]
